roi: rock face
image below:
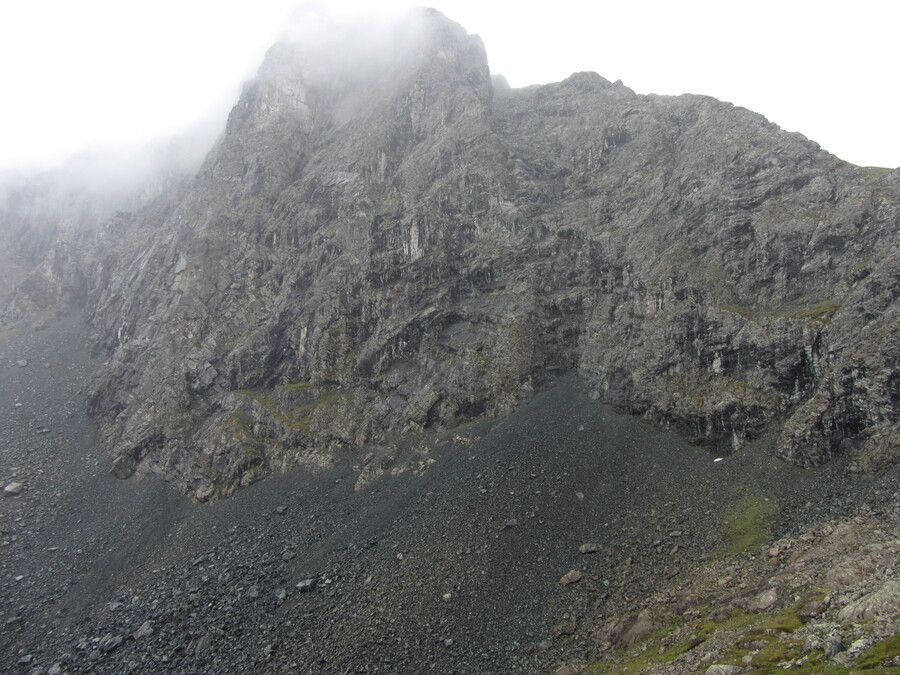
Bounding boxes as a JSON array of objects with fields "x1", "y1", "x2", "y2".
[{"x1": 4, "y1": 8, "x2": 898, "y2": 499}]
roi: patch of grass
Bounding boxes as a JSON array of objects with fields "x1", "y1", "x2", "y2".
[
  {"x1": 282, "y1": 381, "x2": 312, "y2": 391},
  {"x1": 721, "y1": 304, "x2": 754, "y2": 318},
  {"x1": 722, "y1": 493, "x2": 778, "y2": 555},
  {"x1": 747, "y1": 637, "x2": 805, "y2": 668},
  {"x1": 862, "y1": 166, "x2": 892, "y2": 185},
  {"x1": 787, "y1": 299, "x2": 841, "y2": 322},
  {"x1": 718, "y1": 296, "x2": 843, "y2": 324}
]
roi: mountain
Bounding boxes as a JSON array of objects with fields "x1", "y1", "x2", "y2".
[
  {"x1": 2, "y1": 7, "x2": 897, "y2": 505},
  {"x1": 1, "y1": 8, "x2": 899, "y2": 674}
]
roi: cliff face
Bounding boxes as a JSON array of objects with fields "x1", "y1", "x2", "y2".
[
  {"x1": 7, "y1": 9, "x2": 897, "y2": 500},
  {"x1": 0, "y1": 132, "x2": 212, "y2": 311}
]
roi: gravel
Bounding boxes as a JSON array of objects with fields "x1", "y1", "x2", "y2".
[{"x1": 1, "y1": 313, "x2": 897, "y2": 673}]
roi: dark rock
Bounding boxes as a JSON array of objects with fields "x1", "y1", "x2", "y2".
[{"x1": 295, "y1": 578, "x2": 316, "y2": 593}]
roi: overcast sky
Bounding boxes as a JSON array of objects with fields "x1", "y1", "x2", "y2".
[{"x1": 0, "y1": 0, "x2": 897, "y2": 171}]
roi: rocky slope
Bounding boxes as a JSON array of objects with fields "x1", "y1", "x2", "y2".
[
  {"x1": 2, "y1": 8, "x2": 898, "y2": 501},
  {"x1": 2, "y1": 313, "x2": 897, "y2": 674}
]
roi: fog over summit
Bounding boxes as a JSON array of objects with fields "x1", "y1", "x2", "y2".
[{"x1": 0, "y1": 1, "x2": 898, "y2": 170}]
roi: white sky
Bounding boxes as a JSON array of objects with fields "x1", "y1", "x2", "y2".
[{"x1": 0, "y1": 0, "x2": 897, "y2": 170}]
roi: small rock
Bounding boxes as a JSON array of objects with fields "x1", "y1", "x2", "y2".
[
  {"x1": 552, "y1": 618, "x2": 577, "y2": 637},
  {"x1": 803, "y1": 635, "x2": 824, "y2": 653},
  {"x1": 274, "y1": 505, "x2": 287, "y2": 515},
  {"x1": 17, "y1": 359, "x2": 28, "y2": 368},
  {"x1": 621, "y1": 610, "x2": 655, "y2": 646},
  {"x1": 442, "y1": 593, "x2": 452, "y2": 602},
  {"x1": 705, "y1": 666, "x2": 743, "y2": 675},
  {"x1": 295, "y1": 578, "x2": 315, "y2": 593},
  {"x1": 799, "y1": 599, "x2": 826, "y2": 621},
  {"x1": 554, "y1": 666, "x2": 578, "y2": 675},
  {"x1": 745, "y1": 587, "x2": 778, "y2": 612},
  {"x1": 824, "y1": 635, "x2": 843, "y2": 658},
  {"x1": 195, "y1": 482, "x2": 215, "y2": 502},
  {"x1": 98, "y1": 633, "x2": 124, "y2": 653},
  {"x1": 133, "y1": 621, "x2": 154, "y2": 640},
  {"x1": 503, "y1": 519, "x2": 517, "y2": 529},
  {"x1": 560, "y1": 570, "x2": 583, "y2": 586},
  {"x1": 275, "y1": 588, "x2": 287, "y2": 601},
  {"x1": 579, "y1": 543, "x2": 600, "y2": 554},
  {"x1": 195, "y1": 631, "x2": 216, "y2": 657},
  {"x1": 47, "y1": 664, "x2": 63, "y2": 675},
  {"x1": 246, "y1": 585, "x2": 259, "y2": 598},
  {"x1": 3, "y1": 482, "x2": 24, "y2": 496},
  {"x1": 17, "y1": 655, "x2": 32, "y2": 665}
]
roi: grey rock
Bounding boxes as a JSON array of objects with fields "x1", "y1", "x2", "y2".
[
  {"x1": 133, "y1": 621, "x2": 154, "y2": 640},
  {"x1": 98, "y1": 633, "x2": 123, "y2": 653},
  {"x1": 824, "y1": 635, "x2": 844, "y2": 658},
  {"x1": 274, "y1": 588, "x2": 287, "y2": 601},
  {"x1": 3, "y1": 482, "x2": 23, "y2": 495},
  {"x1": 744, "y1": 587, "x2": 779, "y2": 612},
  {"x1": 837, "y1": 580, "x2": 900, "y2": 622},
  {"x1": 17, "y1": 359, "x2": 28, "y2": 367},
  {"x1": 705, "y1": 666, "x2": 743, "y2": 675}
]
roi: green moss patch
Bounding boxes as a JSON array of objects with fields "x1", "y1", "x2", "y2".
[{"x1": 722, "y1": 493, "x2": 778, "y2": 555}]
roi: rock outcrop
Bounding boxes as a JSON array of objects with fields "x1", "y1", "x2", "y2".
[{"x1": 3, "y1": 8, "x2": 898, "y2": 499}]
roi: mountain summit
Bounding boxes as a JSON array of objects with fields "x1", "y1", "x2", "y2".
[{"x1": 4, "y1": 8, "x2": 898, "y2": 501}]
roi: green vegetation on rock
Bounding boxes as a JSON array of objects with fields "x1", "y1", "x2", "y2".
[{"x1": 722, "y1": 493, "x2": 778, "y2": 555}]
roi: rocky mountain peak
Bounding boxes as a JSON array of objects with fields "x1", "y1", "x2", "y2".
[{"x1": 2, "y1": 9, "x2": 897, "y2": 501}]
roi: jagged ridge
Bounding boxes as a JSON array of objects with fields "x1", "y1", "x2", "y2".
[{"x1": 5, "y1": 8, "x2": 898, "y2": 500}]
